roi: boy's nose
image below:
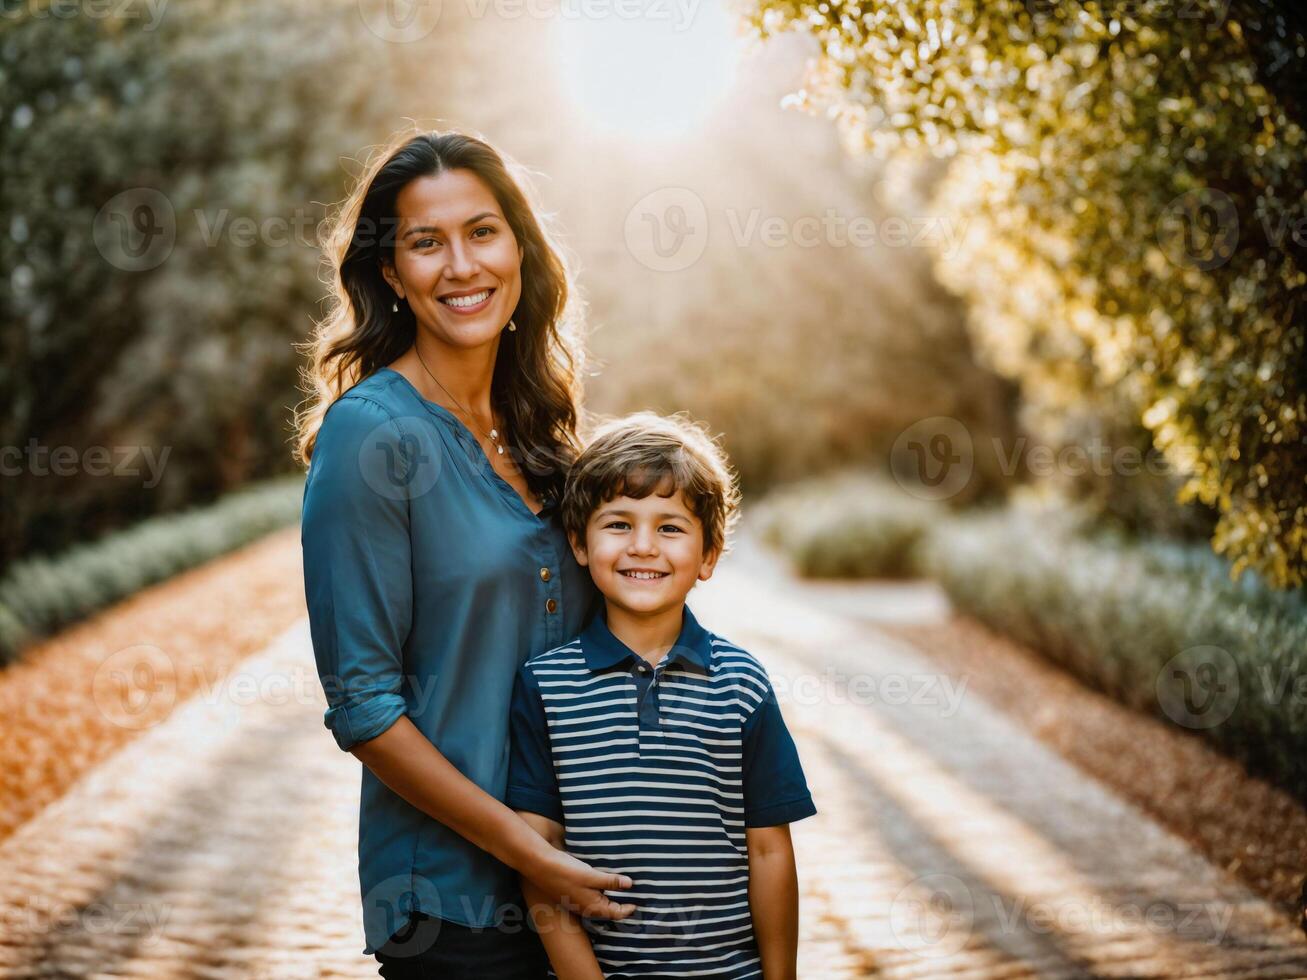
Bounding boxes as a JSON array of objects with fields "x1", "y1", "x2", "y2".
[{"x1": 628, "y1": 530, "x2": 658, "y2": 554}]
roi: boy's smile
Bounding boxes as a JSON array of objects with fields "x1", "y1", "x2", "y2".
[{"x1": 571, "y1": 482, "x2": 719, "y2": 623}]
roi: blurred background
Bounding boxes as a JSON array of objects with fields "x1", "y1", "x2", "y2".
[{"x1": 1, "y1": 0, "x2": 1306, "y2": 976}]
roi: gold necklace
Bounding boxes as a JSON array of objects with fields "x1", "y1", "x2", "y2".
[{"x1": 413, "y1": 347, "x2": 505, "y2": 455}]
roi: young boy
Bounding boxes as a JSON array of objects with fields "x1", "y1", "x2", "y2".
[{"x1": 507, "y1": 411, "x2": 817, "y2": 980}]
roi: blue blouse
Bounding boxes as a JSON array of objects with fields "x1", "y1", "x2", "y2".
[{"x1": 300, "y1": 365, "x2": 602, "y2": 956}]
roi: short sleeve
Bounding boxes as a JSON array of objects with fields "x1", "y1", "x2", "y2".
[
  {"x1": 741, "y1": 674, "x2": 817, "y2": 827},
  {"x1": 301, "y1": 396, "x2": 415, "y2": 752},
  {"x1": 506, "y1": 665, "x2": 564, "y2": 824}
]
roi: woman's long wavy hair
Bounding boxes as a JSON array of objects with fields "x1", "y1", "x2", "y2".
[{"x1": 292, "y1": 128, "x2": 588, "y2": 506}]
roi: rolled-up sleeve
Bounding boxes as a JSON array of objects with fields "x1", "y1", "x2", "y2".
[{"x1": 301, "y1": 395, "x2": 414, "y2": 752}]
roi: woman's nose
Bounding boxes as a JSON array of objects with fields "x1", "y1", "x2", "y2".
[{"x1": 444, "y1": 239, "x2": 479, "y2": 279}]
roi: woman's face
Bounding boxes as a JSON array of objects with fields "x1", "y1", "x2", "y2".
[{"x1": 381, "y1": 168, "x2": 525, "y2": 352}]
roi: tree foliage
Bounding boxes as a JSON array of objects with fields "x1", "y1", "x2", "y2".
[
  {"x1": 742, "y1": 0, "x2": 1307, "y2": 586},
  {"x1": 0, "y1": 0, "x2": 404, "y2": 566}
]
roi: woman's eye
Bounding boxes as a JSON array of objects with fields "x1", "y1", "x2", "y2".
[
  {"x1": 414, "y1": 237, "x2": 437, "y2": 249},
  {"x1": 472, "y1": 226, "x2": 495, "y2": 239}
]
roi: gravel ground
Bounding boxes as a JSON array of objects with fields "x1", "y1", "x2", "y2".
[
  {"x1": 0, "y1": 528, "x2": 307, "y2": 844},
  {"x1": 2, "y1": 529, "x2": 1306, "y2": 977},
  {"x1": 0, "y1": 620, "x2": 370, "y2": 979},
  {"x1": 884, "y1": 616, "x2": 1307, "y2": 919}
]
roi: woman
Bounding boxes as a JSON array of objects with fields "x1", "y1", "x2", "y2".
[{"x1": 293, "y1": 129, "x2": 636, "y2": 977}]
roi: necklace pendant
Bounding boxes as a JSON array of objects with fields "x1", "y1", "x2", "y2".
[
  {"x1": 496, "y1": 444, "x2": 504, "y2": 455},
  {"x1": 490, "y1": 428, "x2": 498, "y2": 439}
]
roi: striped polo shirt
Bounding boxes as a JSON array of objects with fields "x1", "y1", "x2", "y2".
[{"x1": 507, "y1": 602, "x2": 817, "y2": 979}]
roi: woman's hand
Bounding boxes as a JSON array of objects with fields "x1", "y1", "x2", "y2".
[
  {"x1": 350, "y1": 718, "x2": 636, "y2": 921},
  {"x1": 523, "y1": 834, "x2": 637, "y2": 921}
]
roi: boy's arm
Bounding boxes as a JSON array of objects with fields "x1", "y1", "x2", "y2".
[
  {"x1": 740, "y1": 668, "x2": 816, "y2": 980},
  {"x1": 747, "y1": 824, "x2": 800, "y2": 980},
  {"x1": 517, "y1": 809, "x2": 607, "y2": 980}
]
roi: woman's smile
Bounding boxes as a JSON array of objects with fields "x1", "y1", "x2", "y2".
[{"x1": 439, "y1": 286, "x2": 496, "y2": 315}]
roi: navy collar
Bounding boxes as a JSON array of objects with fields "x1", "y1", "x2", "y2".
[{"x1": 581, "y1": 603, "x2": 713, "y2": 676}]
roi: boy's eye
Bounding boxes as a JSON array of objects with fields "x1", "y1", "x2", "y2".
[{"x1": 602, "y1": 521, "x2": 685, "y2": 533}]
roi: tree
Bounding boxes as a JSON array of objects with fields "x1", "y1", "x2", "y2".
[{"x1": 741, "y1": 0, "x2": 1307, "y2": 586}]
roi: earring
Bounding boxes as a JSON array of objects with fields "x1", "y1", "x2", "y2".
[
  {"x1": 392, "y1": 300, "x2": 399, "y2": 312},
  {"x1": 507, "y1": 319, "x2": 517, "y2": 332}
]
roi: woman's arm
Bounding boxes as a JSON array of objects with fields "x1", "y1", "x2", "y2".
[
  {"x1": 746, "y1": 824, "x2": 800, "y2": 980},
  {"x1": 515, "y1": 810, "x2": 607, "y2": 980},
  {"x1": 351, "y1": 715, "x2": 636, "y2": 920},
  {"x1": 302, "y1": 399, "x2": 633, "y2": 923}
]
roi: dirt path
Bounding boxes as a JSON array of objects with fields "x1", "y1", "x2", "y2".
[
  {"x1": 0, "y1": 527, "x2": 307, "y2": 847},
  {"x1": 2, "y1": 529, "x2": 1306, "y2": 977}
]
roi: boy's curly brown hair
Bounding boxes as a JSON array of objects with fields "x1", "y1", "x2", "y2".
[{"x1": 561, "y1": 411, "x2": 742, "y2": 560}]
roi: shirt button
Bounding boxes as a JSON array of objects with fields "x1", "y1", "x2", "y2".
[
  {"x1": 539, "y1": 567, "x2": 551, "y2": 582},
  {"x1": 546, "y1": 598, "x2": 558, "y2": 613},
  {"x1": 636, "y1": 663, "x2": 650, "y2": 673}
]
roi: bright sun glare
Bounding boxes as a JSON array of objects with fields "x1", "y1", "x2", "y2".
[{"x1": 549, "y1": 0, "x2": 743, "y2": 141}]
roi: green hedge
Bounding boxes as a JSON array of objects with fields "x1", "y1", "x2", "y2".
[
  {"x1": 0, "y1": 475, "x2": 304, "y2": 667},
  {"x1": 753, "y1": 471, "x2": 939, "y2": 578},
  {"x1": 918, "y1": 508, "x2": 1307, "y2": 798}
]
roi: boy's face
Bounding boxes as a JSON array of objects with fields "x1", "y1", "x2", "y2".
[{"x1": 570, "y1": 482, "x2": 720, "y2": 619}]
